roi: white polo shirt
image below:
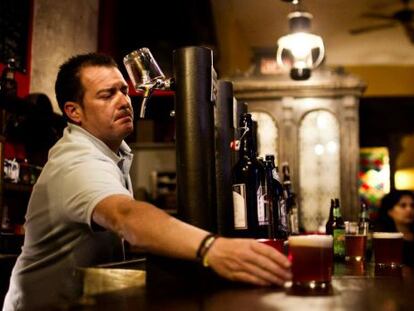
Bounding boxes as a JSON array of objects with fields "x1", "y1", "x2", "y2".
[{"x1": 3, "y1": 123, "x2": 134, "y2": 310}]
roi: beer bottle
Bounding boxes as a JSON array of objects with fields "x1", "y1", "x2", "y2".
[
  {"x1": 257, "y1": 156, "x2": 269, "y2": 228},
  {"x1": 265, "y1": 155, "x2": 289, "y2": 239},
  {"x1": 282, "y1": 162, "x2": 300, "y2": 235},
  {"x1": 263, "y1": 156, "x2": 277, "y2": 239},
  {"x1": 333, "y1": 198, "x2": 345, "y2": 260},
  {"x1": 359, "y1": 202, "x2": 372, "y2": 260},
  {"x1": 358, "y1": 202, "x2": 369, "y2": 235},
  {"x1": 0, "y1": 58, "x2": 18, "y2": 97},
  {"x1": 325, "y1": 199, "x2": 335, "y2": 235},
  {"x1": 232, "y1": 113, "x2": 267, "y2": 238}
]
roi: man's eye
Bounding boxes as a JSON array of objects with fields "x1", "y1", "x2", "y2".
[{"x1": 100, "y1": 93, "x2": 113, "y2": 99}]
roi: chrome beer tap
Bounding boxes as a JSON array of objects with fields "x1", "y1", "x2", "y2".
[{"x1": 123, "y1": 47, "x2": 174, "y2": 118}]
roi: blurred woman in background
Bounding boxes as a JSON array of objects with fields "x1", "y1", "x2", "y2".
[{"x1": 376, "y1": 190, "x2": 414, "y2": 266}]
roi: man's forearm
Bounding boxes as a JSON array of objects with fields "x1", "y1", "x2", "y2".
[{"x1": 92, "y1": 194, "x2": 209, "y2": 260}]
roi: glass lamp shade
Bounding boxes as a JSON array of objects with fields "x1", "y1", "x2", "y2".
[{"x1": 276, "y1": 32, "x2": 325, "y2": 70}]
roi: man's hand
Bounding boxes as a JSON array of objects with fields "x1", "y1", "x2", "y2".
[{"x1": 205, "y1": 238, "x2": 292, "y2": 286}]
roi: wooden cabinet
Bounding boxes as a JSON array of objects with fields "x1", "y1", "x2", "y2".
[
  {"x1": 0, "y1": 151, "x2": 33, "y2": 253},
  {"x1": 232, "y1": 68, "x2": 365, "y2": 231}
]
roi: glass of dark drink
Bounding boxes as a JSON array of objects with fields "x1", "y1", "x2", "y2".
[
  {"x1": 373, "y1": 232, "x2": 404, "y2": 267},
  {"x1": 288, "y1": 235, "x2": 333, "y2": 294},
  {"x1": 345, "y1": 221, "x2": 367, "y2": 262}
]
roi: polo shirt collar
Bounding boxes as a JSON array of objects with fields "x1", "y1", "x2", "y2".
[{"x1": 67, "y1": 123, "x2": 132, "y2": 164}]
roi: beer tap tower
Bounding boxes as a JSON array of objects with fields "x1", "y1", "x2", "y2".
[
  {"x1": 124, "y1": 46, "x2": 244, "y2": 285},
  {"x1": 174, "y1": 47, "x2": 243, "y2": 236}
]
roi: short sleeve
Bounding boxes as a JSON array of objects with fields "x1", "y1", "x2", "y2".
[{"x1": 50, "y1": 155, "x2": 132, "y2": 227}]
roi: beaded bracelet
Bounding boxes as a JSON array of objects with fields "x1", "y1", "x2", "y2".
[{"x1": 196, "y1": 233, "x2": 219, "y2": 267}]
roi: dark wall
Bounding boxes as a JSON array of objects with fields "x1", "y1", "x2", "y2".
[
  {"x1": 99, "y1": 0, "x2": 217, "y2": 76},
  {"x1": 360, "y1": 97, "x2": 414, "y2": 147},
  {"x1": 359, "y1": 97, "x2": 414, "y2": 190}
]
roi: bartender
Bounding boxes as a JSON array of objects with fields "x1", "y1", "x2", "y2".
[{"x1": 3, "y1": 53, "x2": 291, "y2": 310}]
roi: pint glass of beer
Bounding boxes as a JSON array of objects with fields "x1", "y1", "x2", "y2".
[
  {"x1": 288, "y1": 235, "x2": 333, "y2": 290},
  {"x1": 345, "y1": 221, "x2": 367, "y2": 262},
  {"x1": 373, "y1": 232, "x2": 403, "y2": 267}
]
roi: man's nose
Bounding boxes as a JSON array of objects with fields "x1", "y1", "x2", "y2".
[{"x1": 117, "y1": 91, "x2": 131, "y2": 107}]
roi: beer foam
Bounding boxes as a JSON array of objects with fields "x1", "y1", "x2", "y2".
[
  {"x1": 373, "y1": 232, "x2": 404, "y2": 239},
  {"x1": 288, "y1": 235, "x2": 333, "y2": 248}
]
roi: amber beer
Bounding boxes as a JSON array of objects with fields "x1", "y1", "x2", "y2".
[
  {"x1": 289, "y1": 235, "x2": 333, "y2": 287},
  {"x1": 373, "y1": 232, "x2": 404, "y2": 266},
  {"x1": 344, "y1": 221, "x2": 367, "y2": 262},
  {"x1": 345, "y1": 235, "x2": 367, "y2": 262}
]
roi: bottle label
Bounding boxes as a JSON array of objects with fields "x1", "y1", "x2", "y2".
[
  {"x1": 232, "y1": 184, "x2": 247, "y2": 229},
  {"x1": 289, "y1": 208, "x2": 300, "y2": 234},
  {"x1": 272, "y1": 169, "x2": 281, "y2": 182},
  {"x1": 279, "y1": 199, "x2": 288, "y2": 231},
  {"x1": 333, "y1": 228, "x2": 345, "y2": 257},
  {"x1": 257, "y1": 185, "x2": 267, "y2": 225}
]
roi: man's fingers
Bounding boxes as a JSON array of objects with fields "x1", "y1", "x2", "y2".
[
  {"x1": 206, "y1": 238, "x2": 292, "y2": 287},
  {"x1": 251, "y1": 241, "x2": 291, "y2": 268},
  {"x1": 230, "y1": 241, "x2": 292, "y2": 283},
  {"x1": 240, "y1": 260, "x2": 289, "y2": 286}
]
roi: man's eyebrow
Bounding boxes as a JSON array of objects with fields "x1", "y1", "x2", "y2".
[
  {"x1": 96, "y1": 87, "x2": 115, "y2": 95},
  {"x1": 97, "y1": 84, "x2": 129, "y2": 95}
]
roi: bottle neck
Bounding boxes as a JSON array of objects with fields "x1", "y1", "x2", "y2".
[
  {"x1": 282, "y1": 166, "x2": 291, "y2": 182},
  {"x1": 283, "y1": 180, "x2": 292, "y2": 194},
  {"x1": 328, "y1": 205, "x2": 334, "y2": 219},
  {"x1": 333, "y1": 207, "x2": 342, "y2": 218},
  {"x1": 359, "y1": 209, "x2": 369, "y2": 221},
  {"x1": 239, "y1": 131, "x2": 256, "y2": 159}
]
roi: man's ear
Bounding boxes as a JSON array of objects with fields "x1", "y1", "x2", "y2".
[{"x1": 64, "y1": 101, "x2": 82, "y2": 124}]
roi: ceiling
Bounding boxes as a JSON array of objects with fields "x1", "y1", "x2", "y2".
[{"x1": 211, "y1": 0, "x2": 414, "y2": 65}]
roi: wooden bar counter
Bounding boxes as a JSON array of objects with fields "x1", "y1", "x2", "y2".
[{"x1": 60, "y1": 260, "x2": 414, "y2": 311}]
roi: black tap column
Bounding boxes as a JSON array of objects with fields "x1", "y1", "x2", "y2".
[
  {"x1": 147, "y1": 47, "x2": 220, "y2": 288},
  {"x1": 173, "y1": 46, "x2": 217, "y2": 232},
  {"x1": 215, "y1": 81, "x2": 234, "y2": 236}
]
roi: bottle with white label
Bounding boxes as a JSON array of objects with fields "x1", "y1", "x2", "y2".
[{"x1": 231, "y1": 113, "x2": 267, "y2": 238}]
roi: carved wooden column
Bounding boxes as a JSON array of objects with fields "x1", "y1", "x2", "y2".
[{"x1": 339, "y1": 95, "x2": 360, "y2": 220}]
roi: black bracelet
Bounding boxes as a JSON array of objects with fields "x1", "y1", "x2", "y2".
[{"x1": 196, "y1": 233, "x2": 218, "y2": 263}]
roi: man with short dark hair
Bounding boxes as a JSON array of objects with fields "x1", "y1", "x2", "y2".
[{"x1": 3, "y1": 53, "x2": 291, "y2": 310}]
